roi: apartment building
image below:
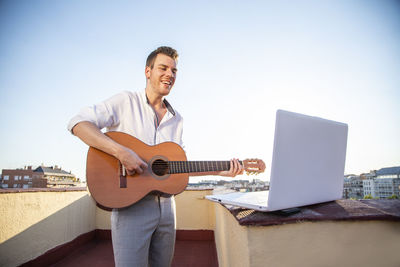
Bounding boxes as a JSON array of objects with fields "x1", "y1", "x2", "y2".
[
  {"x1": 1, "y1": 166, "x2": 46, "y2": 188},
  {"x1": 1, "y1": 165, "x2": 78, "y2": 188},
  {"x1": 343, "y1": 175, "x2": 364, "y2": 199},
  {"x1": 34, "y1": 165, "x2": 77, "y2": 187},
  {"x1": 363, "y1": 166, "x2": 400, "y2": 199}
]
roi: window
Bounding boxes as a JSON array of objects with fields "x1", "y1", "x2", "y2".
[
  {"x1": 2, "y1": 184, "x2": 8, "y2": 188},
  {"x1": 3, "y1": 175, "x2": 9, "y2": 180},
  {"x1": 23, "y1": 184, "x2": 29, "y2": 189},
  {"x1": 13, "y1": 184, "x2": 18, "y2": 188},
  {"x1": 24, "y1": 176, "x2": 30, "y2": 180},
  {"x1": 14, "y1": 176, "x2": 19, "y2": 181}
]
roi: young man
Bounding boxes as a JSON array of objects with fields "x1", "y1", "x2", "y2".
[{"x1": 68, "y1": 46, "x2": 243, "y2": 267}]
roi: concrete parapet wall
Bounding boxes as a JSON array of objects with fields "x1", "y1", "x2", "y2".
[
  {"x1": 0, "y1": 189, "x2": 215, "y2": 266},
  {"x1": 214, "y1": 203, "x2": 250, "y2": 267},
  {"x1": 0, "y1": 189, "x2": 96, "y2": 267},
  {"x1": 94, "y1": 189, "x2": 216, "y2": 230},
  {"x1": 247, "y1": 220, "x2": 400, "y2": 267},
  {"x1": 175, "y1": 189, "x2": 215, "y2": 230},
  {"x1": 213, "y1": 201, "x2": 400, "y2": 267},
  {"x1": 3, "y1": 188, "x2": 398, "y2": 267}
]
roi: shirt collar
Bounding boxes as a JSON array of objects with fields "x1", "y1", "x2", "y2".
[{"x1": 162, "y1": 98, "x2": 176, "y2": 116}]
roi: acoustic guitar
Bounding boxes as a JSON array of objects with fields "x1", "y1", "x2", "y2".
[{"x1": 86, "y1": 131, "x2": 265, "y2": 209}]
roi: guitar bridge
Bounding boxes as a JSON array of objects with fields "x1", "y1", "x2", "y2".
[{"x1": 119, "y1": 163, "x2": 127, "y2": 188}]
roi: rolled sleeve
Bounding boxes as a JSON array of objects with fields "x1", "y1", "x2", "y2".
[{"x1": 67, "y1": 92, "x2": 125, "y2": 133}]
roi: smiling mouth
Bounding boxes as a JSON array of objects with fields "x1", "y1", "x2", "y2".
[{"x1": 162, "y1": 80, "x2": 172, "y2": 86}]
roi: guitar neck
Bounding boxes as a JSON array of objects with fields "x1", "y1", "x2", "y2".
[{"x1": 168, "y1": 161, "x2": 243, "y2": 174}]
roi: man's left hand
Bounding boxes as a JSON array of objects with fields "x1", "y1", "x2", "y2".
[{"x1": 218, "y1": 159, "x2": 244, "y2": 177}]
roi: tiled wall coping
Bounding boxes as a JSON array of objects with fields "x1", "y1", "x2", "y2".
[
  {"x1": 185, "y1": 188, "x2": 214, "y2": 191},
  {"x1": 226, "y1": 199, "x2": 400, "y2": 226},
  {"x1": 0, "y1": 187, "x2": 87, "y2": 193},
  {"x1": 0, "y1": 187, "x2": 212, "y2": 193}
]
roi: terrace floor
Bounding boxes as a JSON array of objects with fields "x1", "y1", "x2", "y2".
[{"x1": 49, "y1": 234, "x2": 218, "y2": 267}]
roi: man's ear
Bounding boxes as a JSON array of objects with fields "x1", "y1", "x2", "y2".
[{"x1": 145, "y1": 66, "x2": 151, "y2": 79}]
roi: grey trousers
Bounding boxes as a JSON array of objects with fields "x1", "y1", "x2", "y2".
[{"x1": 111, "y1": 195, "x2": 176, "y2": 267}]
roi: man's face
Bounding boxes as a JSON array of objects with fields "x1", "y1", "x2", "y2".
[{"x1": 145, "y1": 54, "x2": 177, "y2": 96}]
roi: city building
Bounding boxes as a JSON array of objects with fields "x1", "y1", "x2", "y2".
[
  {"x1": 363, "y1": 166, "x2": 400, "y2": 199},
  {"x1": 1, "y1": 166, "x2": 46, "y2": 188},
  {"x1": 1, "y1": 165, "x2": 80, "y2": 188},
  {"x1": 34, "y1": 165, "x2": 78, "y2": 187},
  {"x1": 187, "y1": 178, "x2": 269, "y2": 192},
  {"x1": 343, "y1": 174, "x2": 364, "y2": 199}
]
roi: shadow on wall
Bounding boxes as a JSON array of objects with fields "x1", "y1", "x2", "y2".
[{"x1": 0, "y1": 193, "x2": 96, "y2": 267}]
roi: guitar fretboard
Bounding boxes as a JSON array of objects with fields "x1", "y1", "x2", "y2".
[{"x1": 168, "y1": 161, "x2": 243, "y2": 174}]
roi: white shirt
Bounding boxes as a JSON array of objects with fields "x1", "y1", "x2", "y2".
[{"x1": 67, "y1": 90, "x2": 184, "y2": 147}]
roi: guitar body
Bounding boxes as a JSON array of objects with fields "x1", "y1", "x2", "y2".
[{"x1": 86, "y1": 131, "x2": 188, "y2": 209}]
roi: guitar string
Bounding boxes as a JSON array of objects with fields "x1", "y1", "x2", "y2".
[
  {"x1": 151, "y1": 161, "x2": 234, "y2": 174},
  {"x1": 151, "y1": 160, "x2": 255, "y2": 174}
]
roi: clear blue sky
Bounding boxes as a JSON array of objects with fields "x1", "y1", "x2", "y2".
[{"x1": 1, "y1": 0, "x2": 399, "y2": 181}]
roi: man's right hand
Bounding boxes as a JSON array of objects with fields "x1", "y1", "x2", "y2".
[
  {"x1": 116, "y1": 146, "x2": 148, "y2": 175},
  {"x1": 72, "y1": 121, "x2": 148, "y2": 176}
]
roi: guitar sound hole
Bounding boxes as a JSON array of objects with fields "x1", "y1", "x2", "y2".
[{"x1": 152, "y1": 159, "x2": 169, "y2": 176}]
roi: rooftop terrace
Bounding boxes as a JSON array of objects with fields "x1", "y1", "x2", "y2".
[{"x1": 1, "y1": 188, "x2": 399, "y2": 267}]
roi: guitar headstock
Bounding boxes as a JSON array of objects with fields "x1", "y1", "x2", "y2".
[{"x1": 243, "y1": 159, "x2": 266, "y2": 175}]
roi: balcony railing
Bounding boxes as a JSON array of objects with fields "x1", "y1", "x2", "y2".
[{"x1": 0, "y1": 188, "x2": 399, "y2": 267}]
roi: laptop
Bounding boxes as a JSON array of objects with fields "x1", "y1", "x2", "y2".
[{"x1": 206, "y1": 109, "x2": 348, "y2": 212}]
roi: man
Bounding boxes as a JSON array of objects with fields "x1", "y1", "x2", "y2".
[{"x1": 68, "y1": 46, "x2": 243, "y2": 267}]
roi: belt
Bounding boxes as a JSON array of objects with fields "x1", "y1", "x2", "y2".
[{"x1": 150, "y1": 191, "x2": 172, "y2": 198}]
